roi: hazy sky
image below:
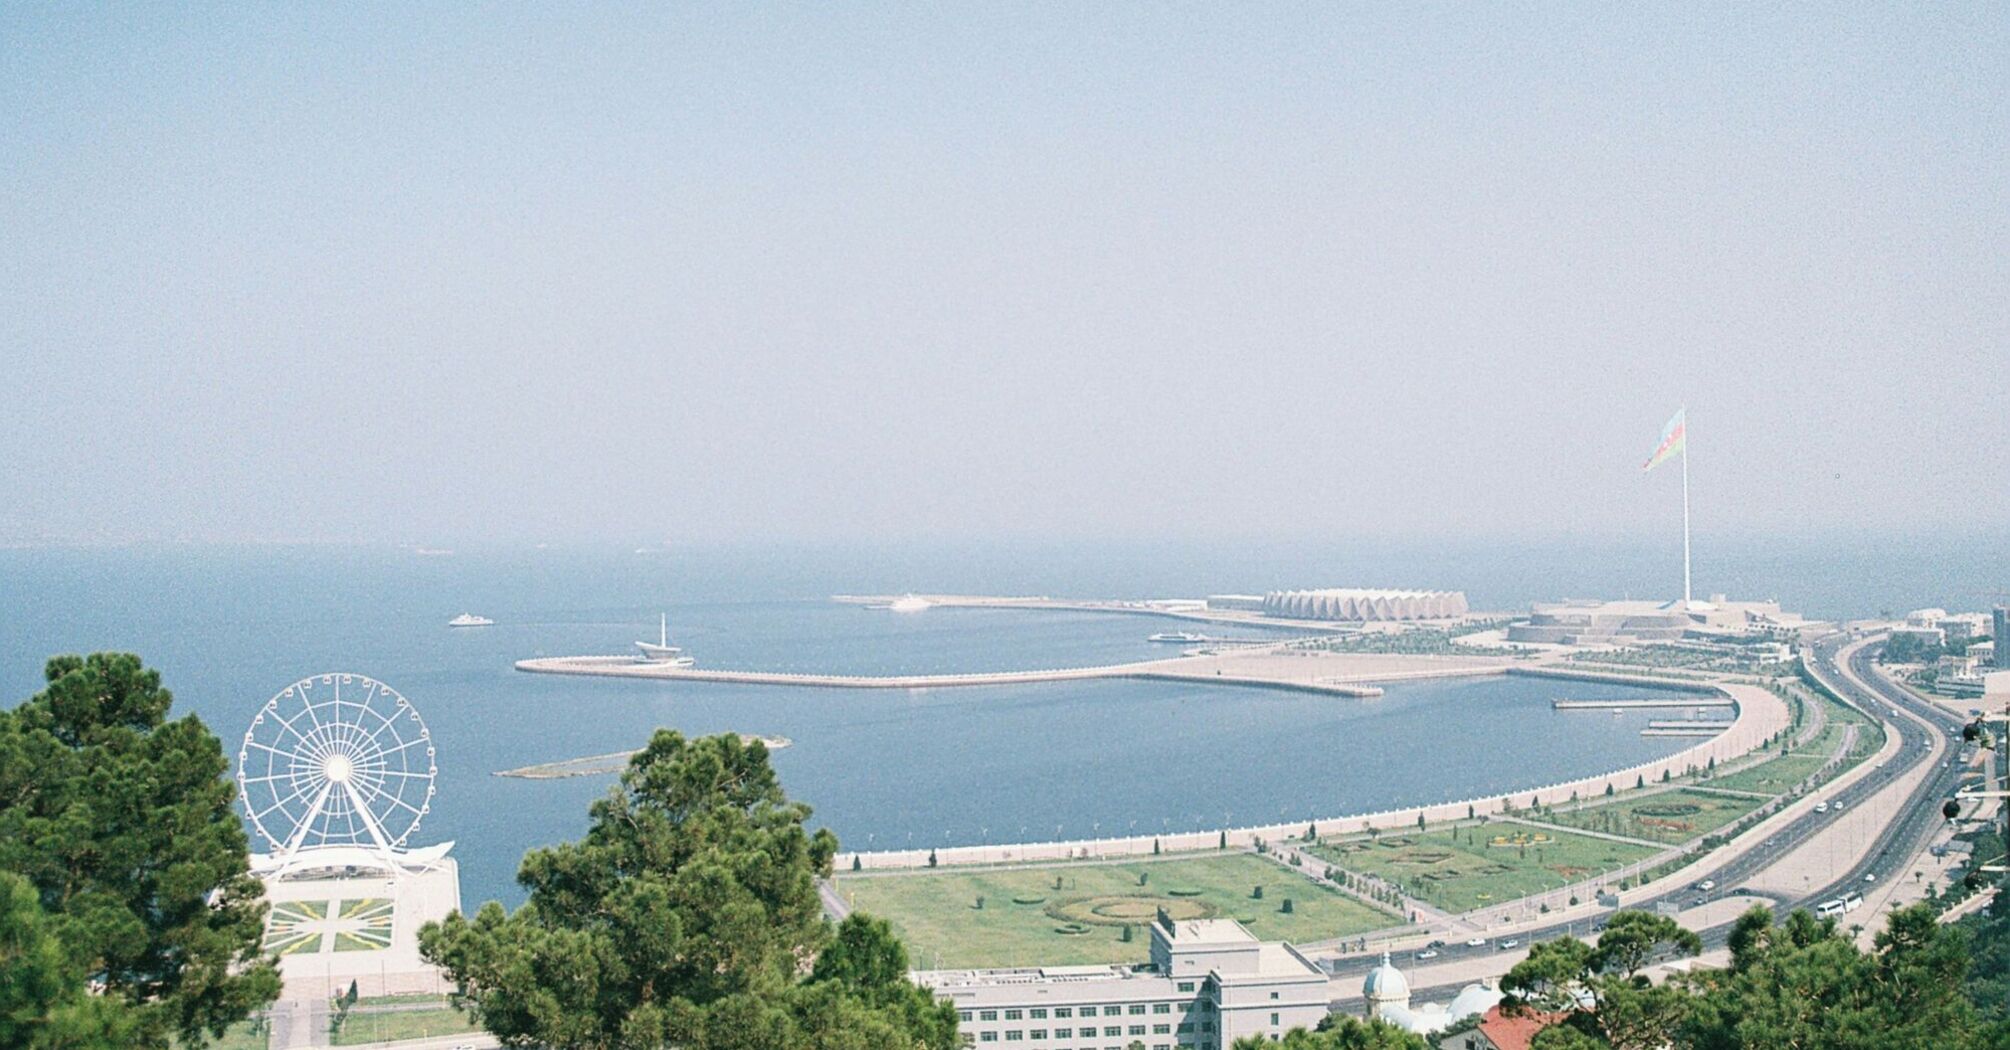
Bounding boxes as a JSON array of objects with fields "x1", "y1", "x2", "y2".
[{"x1": 3, "y1": 5, "x2": 2005, "y2": 546}]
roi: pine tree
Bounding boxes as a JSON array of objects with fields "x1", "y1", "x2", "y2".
[
  {"x1": 0, "y1": 654, "x2": 279, "y2": 1049},
  {"x1": 419, "y1": 731, "x2": 958, "y2": 1049}
]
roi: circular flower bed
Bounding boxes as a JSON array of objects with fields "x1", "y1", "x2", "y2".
[{"x1": 1045, "y1": 895, "x2": 1217, "y2": 927}]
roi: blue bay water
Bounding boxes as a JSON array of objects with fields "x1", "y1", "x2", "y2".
[{"x1": 3, "y1": 537, "x2": 2001, "y2": 908}]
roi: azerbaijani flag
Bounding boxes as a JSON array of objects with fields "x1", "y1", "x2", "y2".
[{"x1": 1642, "y1": 408, "x2": 1686, "y2": 471}]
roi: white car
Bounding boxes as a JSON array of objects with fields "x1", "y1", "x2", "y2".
[
  {"x1": 1417, "y1": 948, "x2": 1440, "y2": 960},
  {"x1": 1466, "y1": 937, "x2": 1487, "y2": 948},
  {"x1": 1499, "y1": 939, "x2": 1521, "y2": 950},
  {"x1": 1865, "y1": 873, "x2": 1878, "y2": 883}
]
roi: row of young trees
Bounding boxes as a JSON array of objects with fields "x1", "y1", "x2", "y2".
[{"x1": 0, "y1": 654, "x2": 959, "y2": 1049}]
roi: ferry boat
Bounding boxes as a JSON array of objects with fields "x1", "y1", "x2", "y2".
[
  {"x1": 1149, "y1": 631, "x2": 1208, "y2": 643},
  {"x1": 448, "y1": 613, "x2": 494, "y2": 627},
  {"x1": 636, "y1": 614, "x2": 696, "y2": 667},
  {"x1": 888, "y1": 594, "x2": 932, "y2": 613}
]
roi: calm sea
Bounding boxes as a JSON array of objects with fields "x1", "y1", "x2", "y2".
[{"x1": 3, "y1": 536, "x2": 2001, "y2": 907}]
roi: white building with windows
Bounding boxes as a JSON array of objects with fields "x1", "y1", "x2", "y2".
[{"x1": 916, "y1": 915, "x2": 1327, "y2": 1049}]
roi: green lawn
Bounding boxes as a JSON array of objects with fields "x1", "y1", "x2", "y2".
[
  {"x1": 1536, "y1": 788, "x2": 1768, "y2": 845},
  {"x1": 262, "y1": 899, "x2": 328, "y2": 956},
  {"x1": 1306, "y1": 826, "x2": 1659, "y2": 915},
  {"x1": 330, "y1": 1003, "x2": 480, "y2": 1046},
  {"x1": 1705, "y1": 752, "x2": 1835, "y2": 796},
  {"x1": 1693, "y1": 684, "x2": 1879, "y2": 798},
  {"x1": 835, "y1": 851, "x2": 1399, "y2": 968}
]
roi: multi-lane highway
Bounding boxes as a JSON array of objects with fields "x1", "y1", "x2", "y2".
[{"x1": 1324, "y1": 629, "x2": 1966, "y2": 1009}]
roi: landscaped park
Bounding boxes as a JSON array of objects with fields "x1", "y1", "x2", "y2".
[
  {"x1": 1537, "y1": 788, "x2": 1769, "y2": 845},
  {"x1": 1305, "y1": 825, "x2": 1660, "y2": 914},
  {"x1": 1301, "y1": 681, "x2": 1886, "y2": 916},
  {"x1": 835, "y1": 851, "x2": 1399, "y2": 968}
]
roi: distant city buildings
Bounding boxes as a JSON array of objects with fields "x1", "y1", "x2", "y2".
[
  {"x1": 1905, "y1": 608, "x2": 1948, "y2": 628},
  {"x1": 1940, "y1": 613, "x2": 1989, "y2": 643},
  {"x1": 1890, "y1": 623, "x2": 1947, "y2": 646},
  {"x1": 1996, "y1": 606, "x2": 2009, "y2": 668},
  {"x1": 916, "y1": 916, "x2": 1325, "y2": 1050}
]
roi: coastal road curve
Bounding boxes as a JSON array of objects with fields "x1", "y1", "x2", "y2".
[{"x1": 1323, "y1": 628, "x2": 1961, "y2": 1011}]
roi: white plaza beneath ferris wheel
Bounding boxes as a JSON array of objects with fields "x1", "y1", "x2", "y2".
[{"x1": 237, "y1": 673, "x2": 463, "y2": 1000}]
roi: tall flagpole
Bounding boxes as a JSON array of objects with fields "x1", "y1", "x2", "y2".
[{"x1": 1680, "y1": 407, "x2": 1692, "y2": 607}]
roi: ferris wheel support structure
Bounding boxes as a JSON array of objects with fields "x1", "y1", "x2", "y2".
[{"x1": 237, "y1": 673, "x2": 450, "y2": 878}]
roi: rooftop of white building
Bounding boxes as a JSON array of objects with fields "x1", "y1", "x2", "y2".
[{"x1": 913, "y1": 919, "x2": 1322, "y2": 994}]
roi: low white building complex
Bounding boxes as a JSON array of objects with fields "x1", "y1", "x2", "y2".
[
  {"x1": 1263, "y1": 588, "x2": 1469, "y2": 621},
  {"x1": 916, "y1": 915, "x2": 1327, "y2": 1049},
  {"x1": 1507, "y1": 596, "x2": 1821, "y2": 646}
]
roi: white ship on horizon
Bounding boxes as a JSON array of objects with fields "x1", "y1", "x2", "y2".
[
  {"x1": 637, "y1": 614, "x2": 696, "y2": 667},
  {"x1": 888, "y1": 594, "x2": 932, "y2": 613},
  {"x1": 448, "y1": 613, "x2": 494, "y2": 627}
]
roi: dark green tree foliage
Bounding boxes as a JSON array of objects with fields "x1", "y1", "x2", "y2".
[
  {"x1": 1686, "y1": 904, "x2": 1984, "y2": 1050},
  {"x1": 419, "y1": 730, "x2": 956, "y2": 1049},
  {"x1": 1530, "y1": 1025, "x2": 1612, "y2": 1050},
  {"x1": 1502, "y1": 910, "x2": 1701, "y2": 1050},
  {"x1": 808, "y1": 915, "x2": 958, "y2": 1047},
  {"x1": 0, "y1": 872, "x2": 139, "y2": 1049},
  {"x1": 1501, "y1": 903, "x2": 2010, "y2": 1050},
  {"x1": 0, "y1": 654, "x2": 279, "y2": 1049},
  {"x1": 1882, "y1": 632, "x2": 1944, "y2": 664},
  {"x1": 1962, "y1": 892, "x2": 2010, "y2": 1023}
]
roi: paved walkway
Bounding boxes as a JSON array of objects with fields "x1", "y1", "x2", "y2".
[
  {"x1": 1497, "y1": 815, "x2": 1665, "y2": 849},
  {"x1": 270, "y1": 999, "x2": 326, "y2": 1049}
]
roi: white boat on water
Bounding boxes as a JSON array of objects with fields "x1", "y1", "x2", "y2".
[
  {"x1": 448, "y1": 613, "x2": 494, "y2": 627},
  {"x1": 637, "y1": 614, "x2": 696, "y2": 667},
  {"x1": 1149, "y1": 631, "x2": 1207, "y2": 643},
  {"x1": 888, "y1": 594, "x2": 932, "y2": 613}
]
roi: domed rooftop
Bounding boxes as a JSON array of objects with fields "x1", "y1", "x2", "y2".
[
  {"x1": 1363, "y1": 951, "x2": 1409, "y2": 1002},
  {"x1": 1447, "y1": 982, "x2": 1504, "y2": 1020}
]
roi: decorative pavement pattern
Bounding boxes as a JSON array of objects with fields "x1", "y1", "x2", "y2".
[{"x1": 263, "y1": 897, "x2": 395, "y2": 955}]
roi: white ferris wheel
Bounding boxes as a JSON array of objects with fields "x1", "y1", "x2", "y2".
[{"x1": 237, "y1": 673, "x2": 448, "y2": 875}]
